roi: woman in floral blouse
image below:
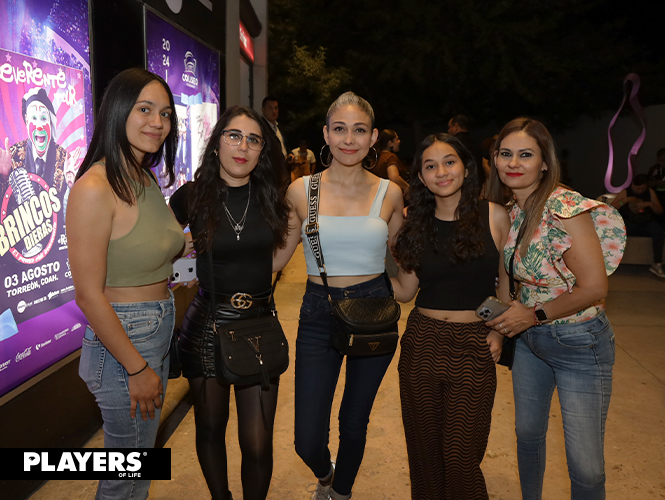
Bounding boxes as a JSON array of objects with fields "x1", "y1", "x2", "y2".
[{"x1": 486, "y1": 117, "x2": 625, "y2": 500}]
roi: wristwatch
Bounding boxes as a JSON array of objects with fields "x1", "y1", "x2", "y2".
[{"x1": 534, "y1": 306, "x2": 548, "y2": 325}]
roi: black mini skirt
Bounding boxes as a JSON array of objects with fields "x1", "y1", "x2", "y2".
[{"x1": 178, "y1": 291, "x2": 275, "y2": 379}]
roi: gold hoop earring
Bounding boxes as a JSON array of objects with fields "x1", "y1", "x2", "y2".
[
  {"x1": 363, "y1": 147, "x2": 379, "y2": 170},
  {"x1": 320, "y1": 144, "x2": 332, "y2": 168}
]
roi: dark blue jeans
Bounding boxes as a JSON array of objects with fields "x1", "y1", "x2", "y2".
[{"x1": 294, "y1": 276, "x2": 395, "y2": 498}]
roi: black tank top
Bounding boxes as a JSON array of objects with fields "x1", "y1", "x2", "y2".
[
  {"x1": 170, "y1": 182, "x2": 274, "y2": 294},
  {"x1": 415, "y1": 200, "x2": 499, "y2": 310}
]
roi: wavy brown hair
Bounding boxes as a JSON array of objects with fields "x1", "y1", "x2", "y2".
[
  {"x1": 392, "y1": 133, "x2": 484, "y2": 272},
  {"x1": 187, "y1": 105, "x2": 289, "y2": 251}
]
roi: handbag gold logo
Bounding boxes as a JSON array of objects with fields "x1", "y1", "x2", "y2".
[
  {"x1": 231, "y1": 292, "x2": 253, "y2": 310},
  {"x1": 248, "y1": 336, "x2": 261, "y2": 351},
  {"x1": 369, "y1": 342, "x2": 380, "y2": 351}
]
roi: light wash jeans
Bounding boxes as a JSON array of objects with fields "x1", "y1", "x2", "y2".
[
  {"x1": 512, "y1": 311, "x2": 614, "y2": 500},
  {"x1": 79, "y1": 292, "x2": 175, "y2": 500}
]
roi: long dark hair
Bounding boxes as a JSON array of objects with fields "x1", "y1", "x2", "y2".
[
  {"x1": 76, "y1": 68, "x2": 177, "y2": 204},
  {"x1": 188, "y1": 105, "x2": 289, "y2": 251},
  {"x1": 487, "y1": 117, "x2": 560, "y2": 255},
  {"x1": 393, "y1": 133, "x2": 484, "y2": 272}
]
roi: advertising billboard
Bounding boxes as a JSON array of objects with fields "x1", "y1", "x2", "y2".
[
  {"x1": 0, "y1": 0, "x2": 91, "y2": 397},
  {"x1": 145, "y1": 8, "x2": 220, "y2": 200}
]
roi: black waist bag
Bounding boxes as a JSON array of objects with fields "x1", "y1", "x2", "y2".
[{"x1": 330, "y1": 293, "x2": 400, "y2": 356}]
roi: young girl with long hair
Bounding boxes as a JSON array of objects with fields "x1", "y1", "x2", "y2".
[
  {"x1": 391, "y1": 133, "x2": 510, "y2": 499},
  {"x1": 68, "y1": 68, "x2": 187, "y2": 500},
  {"x1": 169, "y1": 105, "x2": 289, "y2": 500}
]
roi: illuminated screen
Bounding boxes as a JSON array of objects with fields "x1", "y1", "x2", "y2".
[
  {"x1": 0, "y1": 0, "x2": 91, "y2": 397},
  {"x1": 145, "y1": 9, "x2": 220, "y2": 200}
]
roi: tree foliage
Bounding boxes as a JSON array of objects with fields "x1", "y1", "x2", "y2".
[{"x1": 268, "y1": 0, "x2": 662, "y2": 139}]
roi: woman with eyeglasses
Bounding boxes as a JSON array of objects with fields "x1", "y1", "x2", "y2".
[{"x1": 169, "y1": 105, "x2": 290, "y2": 500}]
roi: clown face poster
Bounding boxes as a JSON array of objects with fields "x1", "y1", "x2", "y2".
[{"x1": 0, "y1": 0, "x2": 91, "y2": 398}]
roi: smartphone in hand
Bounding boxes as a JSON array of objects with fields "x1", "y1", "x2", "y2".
[{"x1": 475, "y1": 296, "x2": 510, "y2": 321}]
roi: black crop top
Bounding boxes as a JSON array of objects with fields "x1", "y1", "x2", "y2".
[
  {"x1": 415, "y1": 200, "x2": 499, "y2": 311},
  {"x1": 170, "y1": 182, "x2": 273, "y2": 295}
]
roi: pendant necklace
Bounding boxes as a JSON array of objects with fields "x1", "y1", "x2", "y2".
[{"x1": 222, "y1": 181, "x2": 251, "y2": 241}]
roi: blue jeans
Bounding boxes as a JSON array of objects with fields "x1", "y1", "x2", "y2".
[
  {"x1": 513, "y1": 311, "x2": 614, "y2": 500},
  {"x1": 79, "y1": 292, "x2": 175, "y2": 500},
  {"x1": 294, "y1": 276, "x2": 395, "y2": 499}
]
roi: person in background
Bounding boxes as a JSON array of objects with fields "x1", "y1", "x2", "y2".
[
  {"x1": 274, "y1": 91, "x2": 404, "y2": 500},
  {"x1": 67, "y1": 68, "x2": 188, "y2": 500},
  {"x1": 486, "y1": 117, "x2": 625, "y2": 500},
  {"x1": 647, "y1": 147, "x2": 665, "y2": 223},
  {"x1": 647, "y1": 148, "x2": 665, "y2": 186},
  {"x1": 373, "y1": 129, "x2": 409, "y2": 191},
  {"x1": 480, "y1": 134, "x2": 498, "y2": 194},
  {"x1": 291, "y1": 139, "x2": 316, "y2": 180},
  {"x1": 391, "y1": 133, "x2": 510, "y2": 500},
  {"x1": 611, "y1": 173, "x2": 665, "y2": 278},
  {"x1": 448, "y1": 114, "x2": 485, "y2": 189},
  {"x1": 260, "y1": 96, "x2": 290, "y2": 188}
]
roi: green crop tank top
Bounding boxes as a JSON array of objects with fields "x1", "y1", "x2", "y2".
[{"x1": 106, "y1": 175, "x2": 185, "y2": 287}]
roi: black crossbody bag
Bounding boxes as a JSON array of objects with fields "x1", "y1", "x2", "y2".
[
  {"x1": 208, "y1": 251, "x2": 289, "y2": 389},
  {"x1": 304, "y1": 173, "x2": 400, "y2": 356}
]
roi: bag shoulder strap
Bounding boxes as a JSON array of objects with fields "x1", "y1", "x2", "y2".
[
  {"x1": 509, "y1": 221, "x2": 527, "y2": 301},
  {"x1": 304, "y1": 172, "x2": 394, "y2": 298},
  {"x1": 304, "y1": 172, "x2": 328, "y2": 275}
]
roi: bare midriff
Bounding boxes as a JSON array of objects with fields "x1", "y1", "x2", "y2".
[
  {"x1": 417, "y1": 307, "x2": 480, "y2": 323},
  {"x1": 104, "y1": 279, "x2": 170, "y2": 303},
  {"x1": 307, "y1": 273, "x2": 382, "y2": 289}
]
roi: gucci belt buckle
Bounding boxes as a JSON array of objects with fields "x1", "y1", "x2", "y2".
[{"x1": 231, "y1": 292, "x2": 253, "y2": 310}]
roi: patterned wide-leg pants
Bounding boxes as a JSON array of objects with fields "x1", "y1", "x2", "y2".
[{"x1": 399, "y1": 308, "x2": 497, "y2": 500}]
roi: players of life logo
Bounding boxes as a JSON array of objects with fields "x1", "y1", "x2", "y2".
[{"x1": 1, "y1": 168, "x2": 61, "y2": 265}]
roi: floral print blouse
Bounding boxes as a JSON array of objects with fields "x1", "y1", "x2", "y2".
[{"x1": 504, "y1": 186, "x2": 626, "y2": 324}]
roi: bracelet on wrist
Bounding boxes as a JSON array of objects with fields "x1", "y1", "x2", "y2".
[{"x1": 128, "y1": 361, "x2": 149, "y2": 377}]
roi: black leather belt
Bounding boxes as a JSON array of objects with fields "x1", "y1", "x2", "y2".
[{"x1": 198, "y1": 288, "x2": 272, "y2": 310}]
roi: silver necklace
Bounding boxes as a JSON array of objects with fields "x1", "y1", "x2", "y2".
[{"x1": 222, "y1": 181, "x2": 251, "y2": 241}]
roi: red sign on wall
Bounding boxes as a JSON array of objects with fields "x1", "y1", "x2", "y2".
[{"x1": 239, "y1": 21, "x2": 254, "y2": 63}]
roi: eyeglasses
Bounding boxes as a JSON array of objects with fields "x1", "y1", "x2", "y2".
[{"x1": 222, "y1": 130, "x2": 265, "y2": 151}]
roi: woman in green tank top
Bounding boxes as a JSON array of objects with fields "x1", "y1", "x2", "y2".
[{"x1": 66, "y1": 68, "x2": 188, "y2": 500}]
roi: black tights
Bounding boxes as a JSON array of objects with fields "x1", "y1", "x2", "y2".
[{"x1": 188, "y1": 377, "x2": 279, "y2": 500}]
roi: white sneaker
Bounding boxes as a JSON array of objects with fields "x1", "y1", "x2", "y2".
[
  {"x1": 650, "y1": 263, "x2": 665, "y2": 278},
  {"x1": 307, "y1": 461, "x2": 335, "y2": 500},
  {"x1": 307, "y1": 482, "x2": 331, "y2": 500}
]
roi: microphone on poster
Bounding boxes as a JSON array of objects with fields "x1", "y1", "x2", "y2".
[{"x1": 8, "y1": 167, "x2": 43, "y2": 258}]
